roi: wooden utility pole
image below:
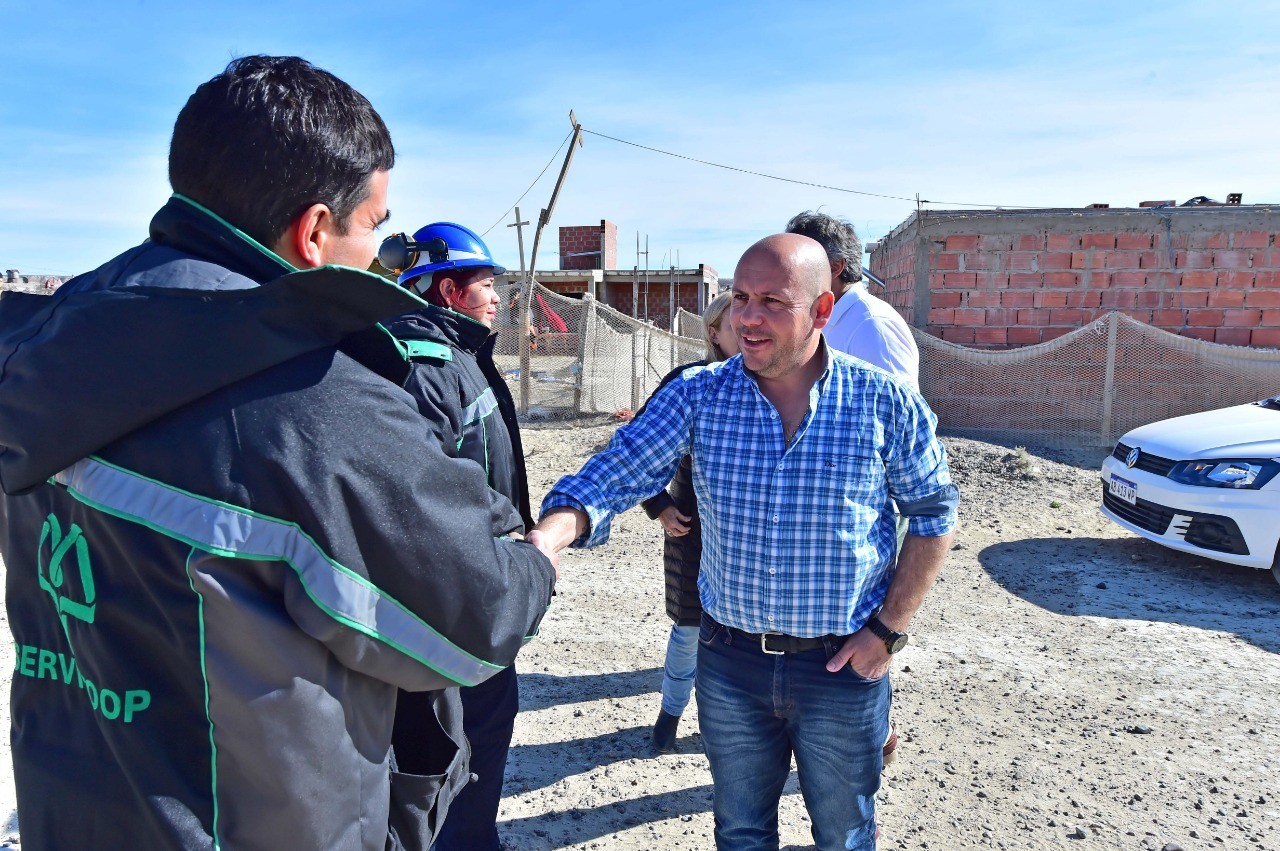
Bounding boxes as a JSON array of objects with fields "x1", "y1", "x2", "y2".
[
  {"x1": 507, "y1": 206, "x2": 529, "y2": 280},
  {"x1": 527, "y1": 111, "x2": 584, "y2": 278},
  {"x1": 508, "y1": 206, "x2": 533, "y2": 412},
  {"x1": 520, "y1": 111, "x2": 584, "y2": 414}
]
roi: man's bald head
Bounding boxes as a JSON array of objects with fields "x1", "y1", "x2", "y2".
[
  {"x1": 730, "y1": 233, "x2": 835, "y2": 384},
  {"x1": 735, "y1": 233, "x2": 831, "y2": 300}
]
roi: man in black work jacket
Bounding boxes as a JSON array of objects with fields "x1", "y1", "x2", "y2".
[{"x1": 0, "y1": 56, "x2": 556, "y2": 851}]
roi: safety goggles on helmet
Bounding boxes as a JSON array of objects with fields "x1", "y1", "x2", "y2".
[{"x1": 377, "y1": 233, "x2": 450, "y2": 275}]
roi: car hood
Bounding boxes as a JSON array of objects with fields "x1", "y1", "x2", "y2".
[{"x1": 1122, "y1": 399, "x2": 1280, "y2": 460}]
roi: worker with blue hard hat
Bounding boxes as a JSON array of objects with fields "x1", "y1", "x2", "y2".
[
  {"x1": 378, "y1": 221, "x2": 507, "y2": 296},
  {"x1": 377, "y1": 222, "x2": 535, "y2": 851}
]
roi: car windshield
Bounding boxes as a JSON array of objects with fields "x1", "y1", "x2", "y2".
[{"x1": 1257, "y1": 393, "x2": 1280, "y2": 410}]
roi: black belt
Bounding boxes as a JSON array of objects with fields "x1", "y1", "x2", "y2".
[{"x1": 717, "y1": 620, "x2": 840, "y2": 655}]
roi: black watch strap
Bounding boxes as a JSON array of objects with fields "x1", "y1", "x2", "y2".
[{"x1": 866, "y1": 614, "x2": 909, "y2": 654}]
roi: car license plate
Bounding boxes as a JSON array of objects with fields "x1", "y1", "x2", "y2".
[{"x1": 1109, "y1": 475, "x2": 1137, "y2": 505}]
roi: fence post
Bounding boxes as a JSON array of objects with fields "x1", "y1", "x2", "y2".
[
  {"x1": 519, "y1": 281, "x2": 534, "y2": 415},
  {"x1": 631, "y1": 329, "x2": 642, "y2": 411},
  {"x1": 1100, "y1": 312, "x2": 1119, "y2": 443},
  {"x1": 573, "y1": 296, "x2": 594, "y2": 414}
]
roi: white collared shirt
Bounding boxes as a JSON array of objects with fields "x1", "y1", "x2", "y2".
[{"x1": 822, "y1": 282, "x2": 919, "y2": 391}]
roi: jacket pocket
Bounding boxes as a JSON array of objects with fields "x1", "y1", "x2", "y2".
[
  {"x1": 386, "y1": 689, "x2": 470, "y2": 851},
  {"x1": 387, "y1": 766, "x2": 453, "y2": 851}
]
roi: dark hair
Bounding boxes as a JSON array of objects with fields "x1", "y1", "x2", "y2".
[
  {"x1": 785, "y1": 211, "x2": 863, "y2": 284},
  {"x1": 422, "y1": 266, "x2": 490, "y2": 307},
  {"x1": 169, "y1": 55, "x2": 395, "y2": 247}
]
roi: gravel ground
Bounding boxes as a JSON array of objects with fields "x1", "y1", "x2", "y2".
[
  {"x1": 0, "y1": 422, "x2": 1276, "y2": 850},
  {"x1": 498, "y1": 420, "x2": 1279, "y2": 851}
]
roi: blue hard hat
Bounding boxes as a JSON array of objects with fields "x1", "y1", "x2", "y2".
[{"x1": 382, "y1": 222, "x2": 507, "y2": 288}]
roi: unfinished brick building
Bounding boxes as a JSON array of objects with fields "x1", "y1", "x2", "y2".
[
  {"x1": 867, "y1": 204, "x2": 1280, "y2": 349},
  {"x1": 500, "y1": 221, "x2": 718, "y2": 331},
  {"x1": 558, "y1": 222, "x2": 619, "y2": 271}
]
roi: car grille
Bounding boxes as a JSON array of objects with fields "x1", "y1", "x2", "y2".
[
  {"x1": 1112, "y1": 443, "x2": 1178, "y2": 477},
  {"x1": 1101, "y1": 486, "x2": 1250, "y2": 555},
  {"x1": 1102, "y1": 486, "x2": 1174, "y2": 534}
]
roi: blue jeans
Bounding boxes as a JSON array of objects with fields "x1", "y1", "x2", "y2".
[
  {"x1": 661, "y1": 624, "x2": 699, "y2": 716},
  {"x1": 696, "y1": 615, "x2": 889, "y2": 851}
]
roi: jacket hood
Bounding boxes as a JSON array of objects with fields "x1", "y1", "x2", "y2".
[
  {"x1": 0, "y1": 197, "x2": 425, "y2": 494},
  {"x1": 385, "y1": 303, "x2": 492, "y2": 354}
]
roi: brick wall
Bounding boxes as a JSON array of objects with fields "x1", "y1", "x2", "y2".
[
  {"x1": 868, "y1": 207, "x2": 1280, "y2": 349},
  {"x1": 498, "y1": 264, "x2": 717, "y2": 324},
  {"x1": 559, "y1": 221, "x2": 617, "y2": 271},
  {"x1": 604, "y1": 280, "x2": 702, "y2": 328},
  {"x1": 871, "y1": 238, "x2": 918, "y2": 326}
]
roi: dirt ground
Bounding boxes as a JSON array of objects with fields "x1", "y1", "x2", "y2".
[{"x1": 0, "y1": 422, "x2": 1276, "y2": 850}]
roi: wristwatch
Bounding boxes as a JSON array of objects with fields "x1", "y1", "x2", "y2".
[{"x1": 865, "y1": 613, "x2": 909, "y2": 654}]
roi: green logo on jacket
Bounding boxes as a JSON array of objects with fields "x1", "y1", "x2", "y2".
[
  {"x1": 37, "y1": 514, "x2": 97, "y2": 638},
  {"x1": 18, "y1": 514, "x2": 152, "y2": 723}
]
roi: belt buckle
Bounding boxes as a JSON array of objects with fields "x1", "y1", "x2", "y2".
[{"x1": 760, "y1": 633, "x2": 785, "y2": 655}]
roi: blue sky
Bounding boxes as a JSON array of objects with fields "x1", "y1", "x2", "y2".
[{"x1": 2, "y1": 1, "x2": 1277, "y2": 277}]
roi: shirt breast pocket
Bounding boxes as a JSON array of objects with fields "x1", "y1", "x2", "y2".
[{"x1": 819, "y1": 452, "x2": 884, "y2": 506}]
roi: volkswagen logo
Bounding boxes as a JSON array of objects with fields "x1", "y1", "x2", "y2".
[{"x1": 1125, "y1": 447, "x2": 1141, "y2": 468}]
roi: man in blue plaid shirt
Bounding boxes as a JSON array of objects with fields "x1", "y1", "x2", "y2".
[{"x1": 532, "y1": 233, "x2": 958, "y2": 850}]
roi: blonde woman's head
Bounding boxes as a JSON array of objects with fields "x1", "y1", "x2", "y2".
[{"x1": 703, "y1": 291, "x2": 738, "y2": 362}]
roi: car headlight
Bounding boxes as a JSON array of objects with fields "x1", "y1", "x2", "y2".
[{"x1": 1168, "y1": 459, "x2": 1280, "y2": 489}]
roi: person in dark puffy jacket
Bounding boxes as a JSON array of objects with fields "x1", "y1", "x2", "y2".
[
  {"x1": 641, "y1": 292, "x2": 736, "y2": 753},
  {"x1": 376, "y1": 222, "x2": 531, "y2": 851}
]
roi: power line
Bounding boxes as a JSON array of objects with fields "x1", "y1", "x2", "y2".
[
  {"x1": 481, "y1": 129, "x2": 575, "y2": 237},
  {"x1": 582, "y1": 128, "x2": 1042, "y2": 210},
  {"x1": 583, "y1": 129, "x2": 916, "y2": 202}
]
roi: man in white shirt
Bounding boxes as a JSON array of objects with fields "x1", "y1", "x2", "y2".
[{"x1": 786, "y1": 211, "x2": 919, "y2": 390}]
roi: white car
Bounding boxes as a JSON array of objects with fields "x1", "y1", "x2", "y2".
[{"x1": 1100, "y1": 394, "x2": 1280, "y2": 584}]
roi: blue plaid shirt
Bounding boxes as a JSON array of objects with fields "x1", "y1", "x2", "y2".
[{"x1": 542, "y1": 344, "x2": 958, "y2": 637}]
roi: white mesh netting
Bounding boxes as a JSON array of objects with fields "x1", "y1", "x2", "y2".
[
  {"x1": 916, "y1": 312, "x2": 1280, "y2": 446},
  {"x1": 589, "y1": 307, "x2": 1280, "y2": 445},
  {"x1": 674, "y1": 307, "x2": 706, "y2": 341},
  {"x1": 493, "y1": 281, "x2": 703, "y2": 417}
]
